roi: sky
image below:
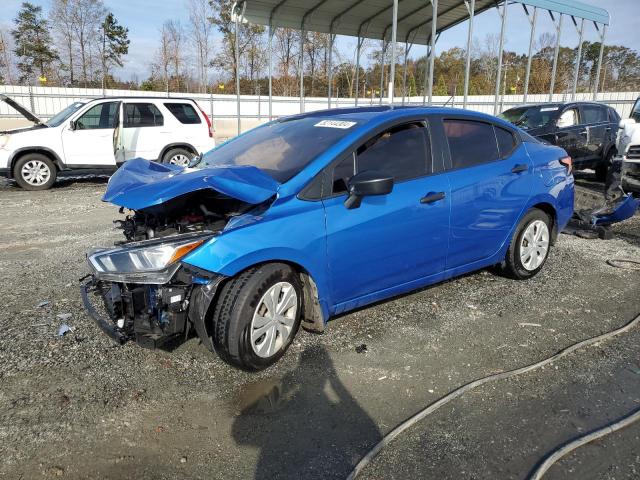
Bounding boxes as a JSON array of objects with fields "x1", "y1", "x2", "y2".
[{"x1": 2, "y1": 0, "x2": 639, "y2": 82}]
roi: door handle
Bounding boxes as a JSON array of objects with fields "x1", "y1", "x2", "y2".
[
  {"x1": 420, "y1": 191, "x2": 445, "y2": 204},
  {"x1": 511, "y1": 164, "x2": 528, "y2": 174}
]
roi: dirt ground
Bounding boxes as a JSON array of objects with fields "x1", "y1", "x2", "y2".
[{"x1": 0, "y1": 173, "x2": 639, "y2": 480}]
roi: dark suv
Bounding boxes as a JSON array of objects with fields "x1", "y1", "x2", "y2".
[{"x1": 500, "y1": 102, "x2": 620, "y2": 180}]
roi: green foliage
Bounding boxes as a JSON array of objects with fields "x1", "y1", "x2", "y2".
[
  {"x1": 12, "y1": 2, "x2": 58, "y2": 83},
  {"x1": 102, "y1": 13, "x2": 129, "y2": 70}
]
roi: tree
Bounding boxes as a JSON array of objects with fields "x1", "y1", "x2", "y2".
[
  {"x1": 154, "y1": 22, "x2": 173, "y2": 92},
  {"x1": 50, "y1": 0, "x2": 76, "y2": 84},
  {"x1": 166, "y1": 20, "x2": 184, "y2": 91},
  {"x1": 187, "y1": 0, "x2": 213, "y2": 93},
  {"x1": 0, "y1": 28, "x2": 14, "y2": 84},
  {"x1": 72, "y1": 0, "x2": 106, "y2": 86},
  {"x1": 12, "y1": 2, "x2": 58, "y2": 84},
  {"x1": 209, "y1": 0, "x2": 265, "y2": 94},
  {"x1": 100, "y1": 13, "x2": 129, "y2": 89}
]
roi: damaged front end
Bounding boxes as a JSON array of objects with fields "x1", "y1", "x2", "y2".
[
  {"x1": 80, "y1": 158, "x2": 280, "y2": 350},
  {"x1": 80, "y1": 232, "x2": 224, "y2": 349}
]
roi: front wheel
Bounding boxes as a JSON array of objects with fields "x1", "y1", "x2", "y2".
[
  {"x1": 14, "y1": 153, "x2": 57, "y2": 190},
  {"x1": 500, "y1": 209, "x2": 552, "y2": 280},
  {"x1": 211, "y1": 263, "x2": 303, "y2": 370}
]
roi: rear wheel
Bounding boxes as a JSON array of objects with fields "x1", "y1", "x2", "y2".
[
  {"x1": 211, "y1": 263, "x2": 303, "y2": 370},
  {"x1": 161, "y1": 147, "x2": 194, "y2": 167},
  {"x1": 14, "y1": 153, "x2": 57, "y2": 190},
  {"x1": 500, "y1": 209, "x2": 552, "y2": 280}
]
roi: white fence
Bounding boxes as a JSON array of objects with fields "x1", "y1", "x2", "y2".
[{"x1": 1, "y1": 84, "x2": 637, "y2": 125}]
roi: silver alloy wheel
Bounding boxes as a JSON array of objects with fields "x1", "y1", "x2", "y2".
[
  {"x1": 21, "y1": 160, "x2": 51, "y2": 186},
  {"x1": 250, "y1": 282, "x2": 298, "y2": 358},
  {"x1": 168, "y1": 153, "x2": 190, "y2": 166},
  {"x1": 520, "y1": 219, "x2": 550, "y2": 271}
]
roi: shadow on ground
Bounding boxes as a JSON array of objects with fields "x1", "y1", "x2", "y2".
[{"x1": 232, "y1": 345, "x2": 381, "y2": 479}]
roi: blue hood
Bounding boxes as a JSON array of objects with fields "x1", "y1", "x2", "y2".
[{"x1": 103, "y1": 159, "x2": 280, "y2": 210}]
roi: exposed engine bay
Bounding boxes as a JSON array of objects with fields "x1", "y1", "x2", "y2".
[
  {"x1": 81, "y1": 189, "x2": 265, "y2": 350},
  {"x1": 114, "y1": 190, "x2": 255, "y2": 244}
]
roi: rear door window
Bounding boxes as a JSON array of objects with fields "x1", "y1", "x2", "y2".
[
  {"x1": 443, "y1": 119, "x2": 499, "y2": 169},
  {"x1": 582, "y1": 105, "x2": 607, "y2": 124},
  {"x1": 164, "y1": 103, "x2": 202, "y2": 124},
  {"x1": 124, "y1": 103, "x2": 164, "y2": 128},
  {"x1": 332, "y1": 122, "x2": 431, "y2": 195}
]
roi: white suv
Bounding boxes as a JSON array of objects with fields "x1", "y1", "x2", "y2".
[{"x1": 0, "y1": 95, "x2": 216, "y2": 190}]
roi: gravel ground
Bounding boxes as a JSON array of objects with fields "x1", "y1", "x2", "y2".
[{"x1": 0, "y1": 174, "x2": 639, "y2": 480}]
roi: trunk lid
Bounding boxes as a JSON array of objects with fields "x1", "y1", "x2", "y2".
[
  {"x1": 103, "y1": 159, "x2": 280, "y2": 210},
  {"x1": 0, "y1": 94, "x2": 42, "y2": 124}
]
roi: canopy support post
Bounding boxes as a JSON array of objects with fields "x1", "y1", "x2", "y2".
[
  {"x1": 402, "y1": 42, "x2": 413, "y2": 105},
  {"x1": 593, "y1": 24, "x2": 607, "y2": 100},
  {"x1": 523, "y1": 5, "x2": 537, "y2": 104},
  {"x1": 548, "y1": 12, "x2": 563, "y2": 102},
  {"x1": 379, "y1": 39, "x2": 387, "y2": 105},
  {"x1": 463, "y1": 0, "x2": 475, "y2": 108},
  {"x1": 428, "y1": 0, "x2": 438, "y2": 105},
  {"x1": 493, "y1": 0, "x2": 508, "y2": 115},
  {"x1": 299, "y1": 27, "x2": 305, "y2": 112},
  {"x1": 355, "y1": 36, "x2": 364, "y2": 106},
  {"x1": 571, "y1": 17, "x2": 585, "y2": 101},
  {"x1": 268, "y1": 24, "x2": 273, "y2": 120},
  {"x1": 388, "y1": 0, "x2": 399, "y2": 104},
  {"x1": 328, "y1": 32, "x2": 335, "y2": 108},
  {"x1": 234, "y1": 3, "x2": 241, "y2": 135}
]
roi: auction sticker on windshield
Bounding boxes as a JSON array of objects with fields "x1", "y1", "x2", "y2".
[{"x1": 314, "y1": 120, "x2": 357, "y2": 129}]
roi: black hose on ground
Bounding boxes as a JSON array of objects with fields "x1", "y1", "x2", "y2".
[{"x1": 347, "y1": 311, "x2": 640, "y2": 480}]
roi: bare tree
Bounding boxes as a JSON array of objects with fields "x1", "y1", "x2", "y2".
[
  {"x1": 166, "y1": 20, "x2": 184, "y2": 91},
  {"x1": 50, "y1": 0, "x2": 76, "y2": 85},
  {"x1": 71, "y1": 0, "x2": 106, "y2": 86},
  {"x1": 155, "y1": 22, "x2": 172, "y2": 92},
  {"x1": 0, "y1": 28, "x2": 14, "y2": 84},
  {"x1": 187, "y1": 0, "x2": 213, "y2": 93}
]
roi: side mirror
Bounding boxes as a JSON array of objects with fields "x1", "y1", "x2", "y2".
[
  {"x1": 344, "y1": 170, "x2": 394, "y2": 209},
  {"x1": 620, "y1": 118, "x2": 636, "y2": 128},
  {"x1": 69, "y1": 120, "x2": 76, "y2": 131}
]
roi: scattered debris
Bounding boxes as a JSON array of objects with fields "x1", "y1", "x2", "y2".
[
  {"x1": 180, "y1": 456, "x2": 187, "y2": 464},
  {"x1": 56, "y1": 313, "x2": 72, "y2": 321},
  {"x1": 377, "y1": 376, "x2": 387, "y2": 381},
  {"x1": 37, "y1": 300, "x2": 50, "y2": 308},
  {"x1": 154, "y1": 425, "x2": 165, "y2": 433},
  {"x1": 48, "y1": 466, "x2": 64, "y2": 476},
  {"x1": 519, "y1": 322, "x2": 542, "y2": 327},
  {"x1": 57, "y1": 324, "x2": 74, "y2": 336},
  {"x1": 355, "y1": 344, "x2": 367, "y2": 354}
]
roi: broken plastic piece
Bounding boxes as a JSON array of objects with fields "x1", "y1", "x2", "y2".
[{"x1": 57, "y1": 324, "x2": 74, "y2": 336}]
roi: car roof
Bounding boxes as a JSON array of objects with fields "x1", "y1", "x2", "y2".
[
  {"x1": 277, "y1": 105, "x2": 509, "y2": 127},
  {"x1": 504, "y1": 101, "x2": 611, "y2": 110}
]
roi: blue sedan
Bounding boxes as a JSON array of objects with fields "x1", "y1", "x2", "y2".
[{"x1": 82, "y1": 106, "x2": 574, "y2": 370}]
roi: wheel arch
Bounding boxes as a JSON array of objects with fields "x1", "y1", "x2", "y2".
[
  {"x1": 158, "y1": 143, "x2": 198, "y2": 162},
  {"x1": 9, "y1": 147, "x2": 64, "y2": 177},
  {"x1": 529, "y1": 201, "x2": 558, "y2": 243}
]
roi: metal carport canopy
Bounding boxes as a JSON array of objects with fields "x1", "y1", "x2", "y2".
[
  {"x1": 240, "y1": 0, "x2": 609, "y2": 45},
  {"x1": 229, "y1": 0, "x2": 610, "y2": 134}
]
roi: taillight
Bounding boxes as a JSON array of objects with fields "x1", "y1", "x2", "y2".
[
  {"x1": 559, "y1": 156, "x2": 572, "y2": 174},
  {"x1": 197, "y1": 105, "x2": 214, "y2": 138}
]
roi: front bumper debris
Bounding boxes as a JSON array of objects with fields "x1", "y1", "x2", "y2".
[{"x1": 80, "y1": 266, "x2": 224, "y2": 350}]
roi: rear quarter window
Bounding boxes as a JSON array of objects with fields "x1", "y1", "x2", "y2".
[
  {"x1": 495, "y1": 126, "x2": 517, "y2": 157},
  {"x1": 164, "y1": 103, "x2": 202, "y2": 124}
]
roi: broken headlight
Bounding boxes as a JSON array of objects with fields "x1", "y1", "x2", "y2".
[{"x1": 88, "y1": 233, "x2": 213, "y2": 284}]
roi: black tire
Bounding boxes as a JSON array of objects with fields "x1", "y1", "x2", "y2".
[
  {"x1": 211, "y1": 263, "x2": 303, "y2": 370},
  {"x1": 595, "y1": 149, "x2": 614, "y2": 182},
  {"x1": 13, "y1": 153, "x2": 57, "y2": 190},
  {"x1": 161, "y1": 147, "x2": 194, "y2": 166},
  {"x1": 500, "y1": 209, "x2": 552, "y2": 280}
]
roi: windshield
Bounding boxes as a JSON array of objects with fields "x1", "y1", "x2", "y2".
[
  {"x1": 196, "y1": 117, "x2": 361, "y2": 183},
  {"x1": 499, "y1": 105, "x2": 560, "y2": 130},
  {"x1": 46, "y1": 102, "x2": 86, "y2": 127}
]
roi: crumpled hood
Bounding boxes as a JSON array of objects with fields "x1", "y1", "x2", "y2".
[{"x1": 103, "y1": 159, "x2": 280, "y2": 210}]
